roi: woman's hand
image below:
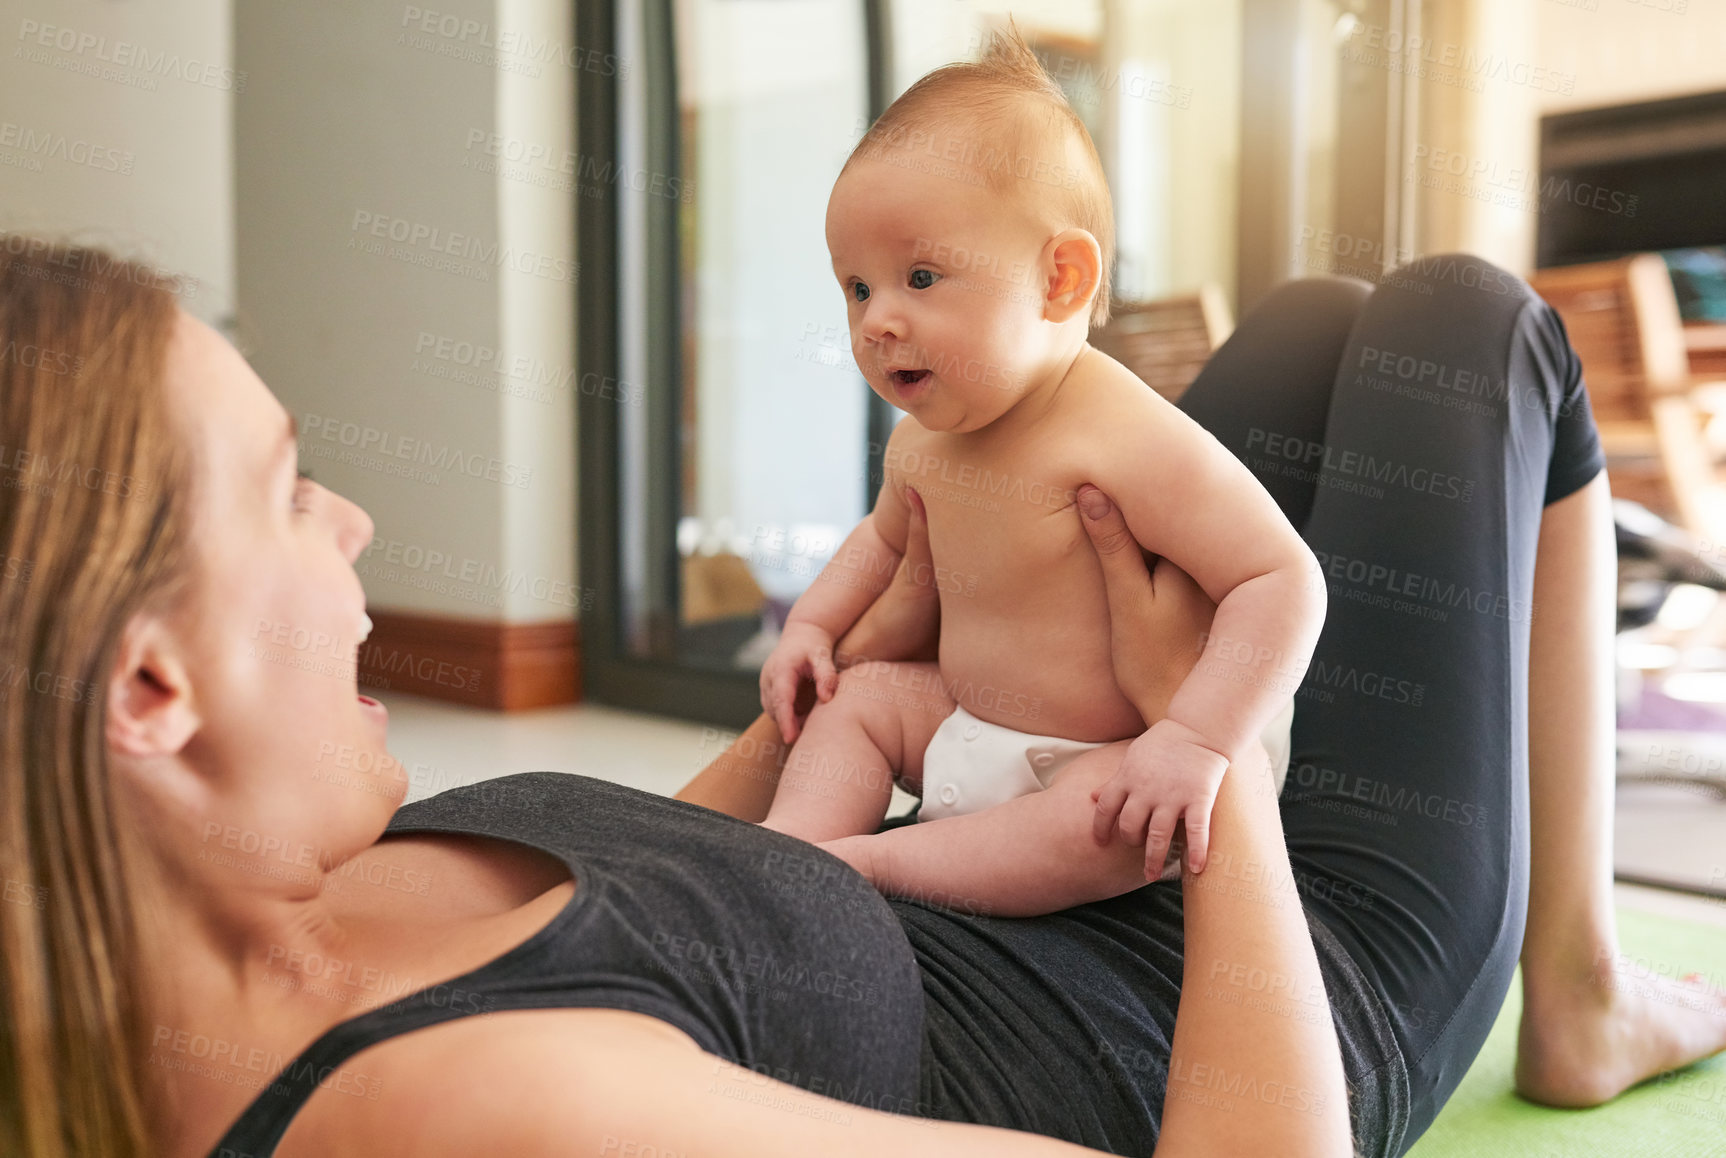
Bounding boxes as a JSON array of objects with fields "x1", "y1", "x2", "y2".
[
  {"x1": 1075, "y1": 483, "x2": 1227, "y2": 875},
  {"x1": 1074, "y1": 483, "x2": 1218, "y2": 725},
  {"x1": 1074, "y1": 483, "x2": 1351, "y2": 1155}
]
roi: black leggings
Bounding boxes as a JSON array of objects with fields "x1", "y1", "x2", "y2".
[{"x1": 1175, "y1": 255, "x2": 1606, "y2": 1147}]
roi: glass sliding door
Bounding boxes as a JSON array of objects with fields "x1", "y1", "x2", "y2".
[
  {"x1": 580, "y1": 0, "x2": 875, "y2": 724},
  {"x1": 662, "y1": 0, "x2": 873, "y2": 672},
  {"x1": 579, "y1": 0, "x2": 1245, "y2": 727}
]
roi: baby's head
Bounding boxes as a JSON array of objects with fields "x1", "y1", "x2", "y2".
[{"x1": 826, "y1": 24, "x2": 1115, "y2": 433}]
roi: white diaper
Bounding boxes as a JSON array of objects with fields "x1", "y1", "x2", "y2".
[
  {"x1": 916, "y1": 705, "x2": 1113, "y2": 824},
  {"x1": 917, "y1": 698, "x2": 1298, "y2": 873}
]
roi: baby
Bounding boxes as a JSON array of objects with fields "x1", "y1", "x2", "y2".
[{"x1": 758, "y1": 28, "x2": 1324, "y2": 912}]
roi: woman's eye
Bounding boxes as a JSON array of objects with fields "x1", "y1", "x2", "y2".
[
  {"x1": 910, "y1": 269, "x2": 938, "y2": 290},
  {"x1": 851, "y1": 281, "x2": 871, "y2": 303}
]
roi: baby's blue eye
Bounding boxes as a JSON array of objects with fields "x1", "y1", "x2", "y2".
[
  {"x1": 851, "y1": 281, "x2": 870, "y2": 303},
  {"x1": 910, "y1": 269, "x2": 938, "y2": 290}
]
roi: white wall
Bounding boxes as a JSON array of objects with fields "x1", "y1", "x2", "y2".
[
  {"x1": 1413, "y1": 0, "x2": 1726, "y2": 274},
  {"x1": 1540, "y1": 0, "x2": 1726, "y2": 114},
  {"x1": 495, "y1": 0, "x2": 579, "y2": 623},
  {"x1": 0, "y1": 0, "x2": 234, "y2": 324},
  {"x1": 236, "y1": 0, "x2": 578, "y2": 625},
  {"x1": 0, "y1": 0, "x2": 578, "y2": 627},
  {"x1": 1410, "y1": 0, "x2": 1542, "y2": 273}
]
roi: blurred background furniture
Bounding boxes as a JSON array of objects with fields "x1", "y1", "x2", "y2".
[
  {"x1": 1089, "y1": 285, "x2": 1234, "y2": 405},
  {"x1": 1665, "y1": 248, "x2": 1726, "y2": 386},
  {"x1": 1687, "y1": 323, "x2": 1726, "y2": 383},
  {"x1": 1530, "y1": 255, "x2": 1726, "y2": 544}
]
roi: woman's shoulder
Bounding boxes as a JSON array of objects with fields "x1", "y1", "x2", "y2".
[
  {"x1": 385, "y1": 771, "x2": 759, "y2": 861},
  {"x1": 274, "y1": 1007, "x2": 708, "y2": 1158},
  {"x1": 386, "y1": 771, "x2": 890, "y2": 916},
  {"x1": 390, "y1": 770, "x2": 676, "y2": 823}
]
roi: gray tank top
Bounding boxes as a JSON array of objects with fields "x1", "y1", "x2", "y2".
[{"x1": 206, "y1": 772, "x2": 1408, "y2": 1157}]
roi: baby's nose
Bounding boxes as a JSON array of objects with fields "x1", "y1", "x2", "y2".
[
  {"x1": 859, "y1": 298, "x2": 904, "y2": 343},
  {"x1": 862, "y1": 314, "x2": 900, "y2": 345}
]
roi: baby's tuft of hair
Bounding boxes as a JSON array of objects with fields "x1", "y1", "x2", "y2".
[{"x1": 844, "y1": 18, "x2": 1116, "y2": 327}]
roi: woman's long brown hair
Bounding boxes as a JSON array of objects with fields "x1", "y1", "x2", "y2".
[{"x1": 0, "y1": 239, "x2": 193, "y2": 1157}]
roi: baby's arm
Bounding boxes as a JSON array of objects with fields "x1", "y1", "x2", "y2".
[
  {"x1": 759, "y1": 420, "x2": 916, "y2": 743},
  {"x1": 816, "y1": 487, "x2": 1240, "y2": 916},
  {"x1": 1086, "y1": 397, "x2": 1328, "y2": 876}
]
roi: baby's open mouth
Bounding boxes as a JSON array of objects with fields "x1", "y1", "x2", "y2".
[{"x1": 890, "y1": 369, "x2": 930, "y2": 388}]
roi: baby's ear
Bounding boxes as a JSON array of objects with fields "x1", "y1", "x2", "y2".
[{"x1": 1042, "y1": 229, "x2": 1102, "y2": 324}]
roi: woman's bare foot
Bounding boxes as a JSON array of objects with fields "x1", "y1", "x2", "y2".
[{"x1": 1516, "y1": 955, "x2": 1726, "y2": 1107}]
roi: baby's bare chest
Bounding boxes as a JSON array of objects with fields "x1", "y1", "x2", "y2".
[{"x1": 892, "y1": 436, "x2": 1102, "y2": 599}]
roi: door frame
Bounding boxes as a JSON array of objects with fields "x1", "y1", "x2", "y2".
[{"x1": 575, "y1": 0, "x2": 892, "y2": 727}]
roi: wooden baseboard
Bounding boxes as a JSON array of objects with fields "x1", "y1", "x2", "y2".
[{"x1": 357, "y1": 611, "x2": 580, "y2": 711}]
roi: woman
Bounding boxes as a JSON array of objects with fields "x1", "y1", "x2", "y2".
[{"x1": 2, "y1": 241, "x2": 1721, "y2": 1158}]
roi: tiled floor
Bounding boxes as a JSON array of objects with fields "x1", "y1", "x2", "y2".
[
  {"x1": 377, "y1": 693, "x2": 716, "y2": 804},
  {"x1": 375, "y1": 689, "x2": 1726, "y2": 928}
]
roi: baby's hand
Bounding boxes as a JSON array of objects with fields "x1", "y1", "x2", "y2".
[
  {"x1": 1090, "y1": 718, "x2": 1231, "y2": 879},
  {"x1": 759, "y1": 621, "x2": 839, "y2": 744}
]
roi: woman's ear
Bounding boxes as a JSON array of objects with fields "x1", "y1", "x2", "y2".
[
  {"x1": 106, "y1": 614, "x2": 201, "y2": 759},
  {"x1": 1042, "y1": 229, "x2": 1102, "y2": 324}
]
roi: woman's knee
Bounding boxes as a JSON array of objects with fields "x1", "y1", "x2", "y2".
[{"x1": 1380, "y1": 252, "x2": 1531, "y2": 307}]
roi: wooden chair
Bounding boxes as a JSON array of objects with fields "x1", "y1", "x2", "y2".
[
  {"x1": 1529, "y1": 255, "x2": 1726, "y2": 543},
  {"x1": 1090, "y1": 285, "x2": 1234, "y2": 404}
]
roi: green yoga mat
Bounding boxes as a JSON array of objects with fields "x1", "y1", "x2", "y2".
[{"x1": 1407, "y1": 906, "x2": 1726, "y2": 1158}]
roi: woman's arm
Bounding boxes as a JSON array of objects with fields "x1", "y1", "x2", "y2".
[
  {"x1": 674, "y1": 488, "x2": 941, "y2": 821},
  {"x1": 672, "y1": 711, "x2": 795, "y2": 823},
  {"x1": 1080, "y1": 486, "x2": 1353, "y2": 1158},
  {"x1": 1154, "y1": 739, "x2": 1354, "y2": 1158},
  {"x1": 612, "y1": 489, "x2": 1346, "y2": 1158},
  {"x1": 1081, "y1": 398, "x2": 1326, "y2": 877},
  {"x1": 844, "y1": 489, "x2": 1351, "y2": 1146},
  {"x1": 337, "y1": 1008, "x2": 1105, "y2": 1158}
]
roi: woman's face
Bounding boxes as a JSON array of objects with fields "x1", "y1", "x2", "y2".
[{"x1": 143, "y1": 311, "x2": 403, "y2": 872}]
